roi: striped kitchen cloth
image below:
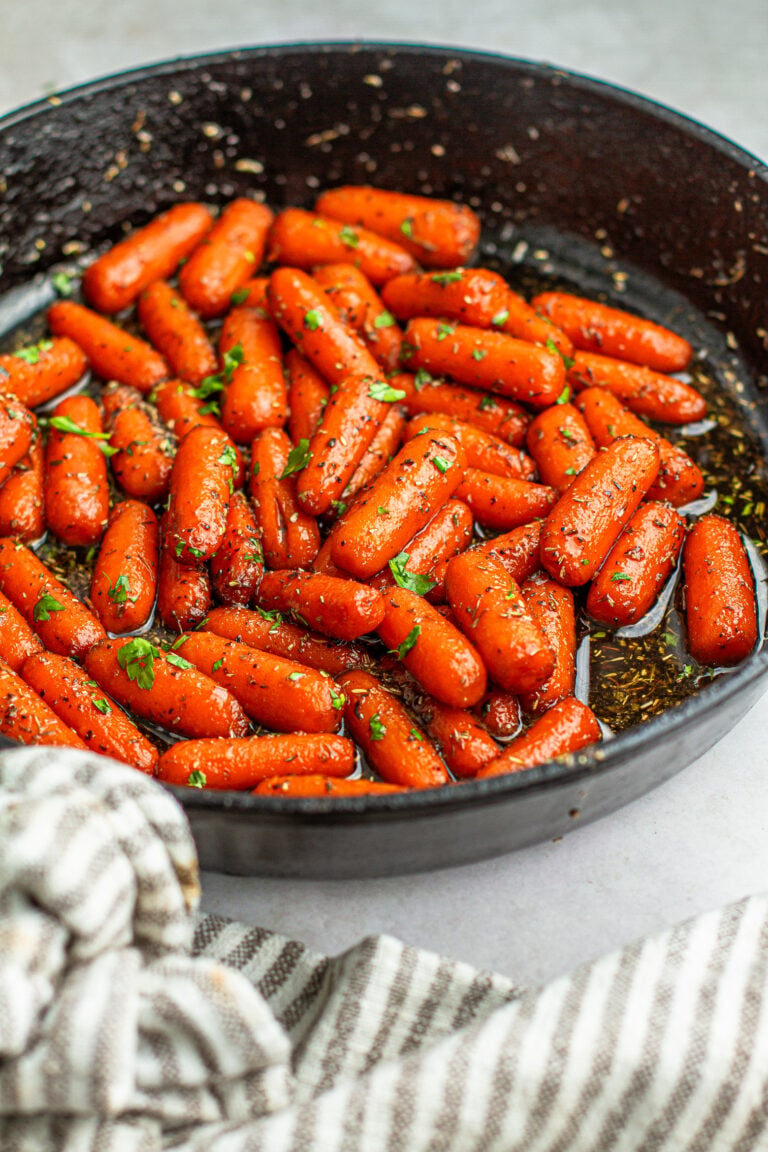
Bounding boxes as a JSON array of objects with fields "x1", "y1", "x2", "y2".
[{"x1": 0, "y1": 747, "x2": 766, "y2": 1151}]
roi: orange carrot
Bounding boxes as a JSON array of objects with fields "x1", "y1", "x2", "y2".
[
  {"x1": 249, "y1": 428, "x2": 321, "y2": 569},
  {"x1": 369, "y1": 499, "x2": 473, "y2": 596},
  {"x1": 209, "y1": 490, "x2": 264, "y2": 607},
  {"x1": 0, "y1": 433, "x2": 45, "y2": 542},
  {"x1": 474, "y1": 690, "x2": 522, "y2": 739},
  {"x1": 343, "y1": 404, "x2": 408, "y2": 504},
  {"x1": 257, "y1": 569, "x2": 385, "y2": 640},
  {"x1": 157, "y1": 734, "x2": 354, "y2": 790},
  {"x1": 0, "y1": 657, "x2": 86, "y2": 749},
  {"x1": 137, "y1": 280, "x2": 218, "y2": 385},
  {"x1": 497, "y1": 290, "x2": 575, "y2": 358},
  {"x1": 404, "y1": 413, "x2": 535, "y2": 479},
  {"x1": 313, "y1": 262, "x2": 404, "y2": 373},
  {"x1": 455, "y1": 470, "x2": 556, "y2": 531},
  {"x1": 0, "y1": 590, "x2": 44, "y2": 671},
  {"x1": 204, "y1": 605, "x2": 366, "y2": 676},
  {"x1": 165, "y1": 425, "x2": 234, "y2": 564},
  {"x1": 683, "y1": 514, "x2": 757, "y2": 666},
  {"x1": 477, "y1": 697, "x2": 601, "y2": 777},
  {"x1": 0, "y1": 396, "x2": 36, "y2": 486},
  {"x1": 0, "y1": 336, "x2": 87, "y2": 409},
  {"x1": 107, "y1": 402, "x2": 175, "y2": 504},
  {"x1": 519, "y1": 573, "x2": 576, "y2": 715},
  {"x1": 90, "y1": 500, "x2": 159, "y2": 634},
  {"x1": 382, "y1": 267, "x2": 509, "y2": 326},
  {"x1": 219, "y1": 304, "x2": 288, "y2": 442},
  {"x1": 44, "y1": 394, "x2": 109, "y2": 547},
  {"x1": 178, "y1": 198, "x2": 274, "y2": 317},
  {"x1": 286, "y1": 350, "x2": 330, "y2": 444},
  {"x1": 156, "y1": 515, "x2": 211, "y2": 632},
  {"x1": 472, "y1": 521, "x2": 544, "y2": 584},
  {"x1": 48, "y1": 301, "x2": 169, "y2": 393},
  {"x1": 417, "y1": 698, "x2": 499, "y2": 777},
  {"x1": 255, "y1": 775, "x2": 407, "y2": 797},
  {"x1": 396, "y1": 374, "x2": 530, "y2": 446},
  {"x1": 268, "y1": 208, "x2": 417, "y2": 284},
  {"x1": 526, "y1": 403, "x2": 597, "y2": 494},
  {"x1": 568, "y1": 351, "x2": 706, "y2": 423}
]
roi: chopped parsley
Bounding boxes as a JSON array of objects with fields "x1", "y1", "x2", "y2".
[
  {"x1": 48, "y1": 414, "x2": 118, "y2": 456},
  {"x1": 435, "y1": 322, "x2": 456, "y2": 342},
  {"x1": 610, "y1": 572, "x2": 632, "y2": 582},
  {"x1": 165, "y1": 651, "x2": 193, "y2": 670},
  {"x1": 304, "y1": 309, "x2": 322, "y2": 331},
  {"x1": 388, "y1": 551, "x2": 436, "y2": 596},
  {"x1": 52, "y1": 271, "x2": 77, "y2": 297},
  {"x1": 400, "y1": 217, "x2": 414, "y2": 239},
  {"x1": 430, "y1": 270, "x2": 463, "y2": 285},
  {"x1": 339, "y1": 225, "x2": 360, "y2": 249},
  {"x1": 32, "y1": 592, "x2": 64, "y2": 622},
  {"x1": 187, "y1": 770, "x2": 207, "y2": 788},
  {"x1": 107, "y1": 575, "x2": 137, "y2": 605},
  {"x1": 555, "y1": 385, "x2": 571, "y2": 405},
  {"x1": 546, "y1": 337, "x2": 575, "y2": 371},
  {"x1": 279, "y1": 437, "x2": 312, "y2": 479},
  {"x1": 117, "y1": 638, "x2": 160, "y2": 690},
  {"x1": 14, "y1": 339, "x2": 53, "y2": 365},
  {"x1": 414, "y1": 368, "x2": 432, "y2": 391},
  {"x1": 490, "y1": 309, "x2": 509, "y2": 327},
  {"x1": 369, "y1": 712, "x2": 386, "y2": 740},
  {"x1": 373, "y1": 311, "x2": 396, "y2": 329},
  {"x1": 92, "y1": 697, "x2": 112, "y2": 715},
  {"x1": 392, "y1": 624, "x2": 420, "y2": 659},
  {"x1": 230, "y1": 287, "x2": 250, "y2": 305},
  {"x1": 368, "y1": 380, "x2": 406, "y2": 402},
  {"x1": 432, "y1": 455, "x2": 451, "y2": 474}
]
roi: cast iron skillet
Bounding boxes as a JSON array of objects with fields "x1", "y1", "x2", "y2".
[{"x1": 0, "y1": 43, "x2": 767, "y2": 877}]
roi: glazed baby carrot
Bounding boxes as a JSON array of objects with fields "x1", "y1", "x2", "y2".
[
  {"x1": 286, "y1": 350, "x2": 330, "y2": 444},
  {"x1": 526, "y1": 403, "x2": 596, "y2": 494},
  {"x1": 472, "y1": 520, "x2": 543, "y2": 583},
  {"x1": 540, "y1": 436, "x2": 661, "y2": 586},
  {"x1": 568, "y1": 351, "x2": 706, "y2": 424},
  {"x1": 0, "y1": 336, "x2": 87, "y2": 408},
  {"x1": 0, "y1": 434, "x2": 45, "y2": 541},
  {"x1": 454, "y1": 470, "x2": 556, "y2": 530},
  {"x1": 48, "y1": 301, "x2": 169, "y2": 393},
  {"x1": 90, "y1": 500, "x2": 159, "y2": 634},
  {"x1": 417, "y1": 698, "x2": 499, "y2": 777},
  {"x1": 249, "y1": 428, "x2": 321, "y2": 569},
  {"x1": 108, "y1": 401, "x2": 175, "y2": 504},
  {"x1": 403, "y1": 318, "x2": 566, "y2": 408},
  {"x1": 21, "y1": 651, "x2": 158, "y2": 773},
  {"x1": 683, "y1": 514, "x2": 757, "y2": 666},
  {"x1": 0, "y1": 539, "x2": 106, "y2": 660},
  {"x1": 477, "y1": 697, "x2": 601, "y2": 777},
  {"x1": 44, "y1": 394, "x2": 110, "y2": 547},
  {"x1": 497, "y1": 290, "x2": 575, "y2": 358},
  {"x1": 85, "y1": 636, "x2": 249, "y2": 739},
  {"x1": 329, "y1": 430, "x2": 466, "y2": 579},
  {"x1": 0, "y1": 657, "x2": 86, "y2": 749},
  {"x1": 0, "y1": 396, "x2": 35, "y2": 487},
  {"x1": 519, "y1": 573, "x2": 576, "y2": 715},
  {"x1": 382, "y1": 267, "x2": 508, "y2": 326},
  {"x1": 313, "y1": 263, "x2": 404, "y2": 373},
  {"x1": 178, "y1": 198, "x2": 274, "y2": 317},
  {"x1": 445, "y1": 550, "x2": 554, "y2": 696},
  {"x1": 267, "y1": 267, "x2": 382, "y2": 386},
  {"x1": 532, "y1": 292, "x2": 692, "y2": 373},
  {"x1": 396, "y1": 374, "x2": 530, "y2": 446},
  {"x1": 316, "y1": 186, "x2": 481, "y2": 268},
  {"x1": 157, "y1": 734, "x2": 354, "y2": 790},
  {"x1": 404, "y1": 413, "x2": 535, "y2": 479},
  {"x1": 474, "y1": 690, "x2": 522, "y2": 739},
  {"x1": 176, "y1": 631, "x2": 344, "y2": 734},
  {"x1": 153, "y1": 377, "x2": 224, "y2": 437},
  {"x1": 268, "y1": 208, "x2": 417, "y2": 284},
  {"x1": 369, "y1": 499, "x2": 473, "y2": 595},
  {"x1": 343, "y1": 404, "x2": 408, "y2": 504},
  {"x1": 156, "y1": 522, "x2": 211, "y2": 632},
  {"x1": 83, "y1": 201, "x2": 213, "y2": 313},
  {"x1": 204, "y1": 605, "x2": 366, "y2": 676},
  {"x1": 377, "y1": 585, "x2": 486, "y2": 708},
  {"x1": 587, "y1": 502, "x2": 685, "y2": 628},
  {"x1": 258, "y1": 569, "x2": 385, "y2": 640},
  {"x1": 219, "y1": 304, "x2": 288, "y2": 442},
  {"x1": 209, "y1": 490, "x2": 264, "y2": 607},
  {"x1": 165, "y1": 425, "x2": 234, "y2": 564},
  {"x1": 0, "y1": 590, "x2": 43, "y2": 671},
  {"x1": 575, "y1": 386, "x2": 704, "y2": 507},
  {"x1": 255, "y1": 775, "x2": 407, "y2": 797},
  {"x1": 296, "y1": 372, "x2": 393, "y2": 515},
  {"x1": 137, "y1": 280, "x2": 218, "y2": 385},
  {"x1": 339, "y1": 669, "x2": 449, "y2": 788}
]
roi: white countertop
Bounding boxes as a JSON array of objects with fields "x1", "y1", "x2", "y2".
[{"x1": 2, "y1": 0, "x2": 767, "y2": 988}]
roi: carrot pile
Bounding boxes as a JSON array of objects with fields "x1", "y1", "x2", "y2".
[{"x1": 0, "y1": 186, "x2": 759, "y2": 797}]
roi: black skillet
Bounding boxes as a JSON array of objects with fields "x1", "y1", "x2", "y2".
[{"x1": 0, "y1": 43, "x2": 766, "y2": 877}]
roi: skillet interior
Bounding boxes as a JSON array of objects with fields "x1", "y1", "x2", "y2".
[{"x1": 0, "y1": 42, "x2": 767, "y2": 877}]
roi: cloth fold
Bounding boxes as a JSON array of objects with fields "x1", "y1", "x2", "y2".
[{"x1": 0, "y1": 746, "x2": 766, "y2": 1151}]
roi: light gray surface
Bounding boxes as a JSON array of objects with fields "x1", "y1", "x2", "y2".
[{"x1": 1, "y1": 1, "x2": 767, "y2": 988}]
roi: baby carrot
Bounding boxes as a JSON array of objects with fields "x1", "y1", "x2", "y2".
[
  {"x1": 339, "y1": 669, "x2": 449, "y2": 787},
  {"x1": 575, "y1": 386, "x2": 704, "y2": 507},
  {"x1": 286, "y1": 350, "x2": 330, "y2": 444},
  {"x1": 267, "y1": 267, "x2": 381, "y2": 385},
  {"x1": 587, "y1": 502, "x2": 685, "y2": 628},
  {"x1": 165, "y1": 425, "x2": 234, "y2": 564},
  {"x1": 396, "y1": 374, "x2": 530, "y2": 446},
  {"x1": 0, "y1": 657, "x2": 86, "y2": 749},
  {"x1": 83, "y1": 201, "x2": 213, "y2": 313},
  {"x1": 85, "y1": 637, "x2": 250, "y2": 739},
  {"x1": 0, "y1": 336, "x2": 87, "y2": 408},
  {"x1": 683, "y1": 514, "x2": 757, "y2": 666},
  {"x1": 178, "y1": 198, "x2": 274, "y2": 317},
  {"x1": 540, "y1": 436, "x2": 661, "y2": 586},
  {"x1": 204, "y1": 605, "x2": 366, "y2": 676},
  {"x1": 176, "y1": 631, "x2": 344, "y2": 734},
  {"x1": 0, "y1": 395, "x2": 36, "y2": 487},
  {"x1": 158, "y1": 734, "x2": 353, "y2": 790},
  {"x1": 268, "y1": 208, "x2": 417, "y2": 284},
  {"x1": 156, "y1": 517, "x2": 211, "y2": 632},
  {"x1": 0, "y1": 589, "x2": 43, "y2": 671},
  {"x1": 526, "y1": 403, "x2": 596, "y2": 494},
  {"x1": 497, "y1": 290, "x2": 575, "y2": 358},
  {"x1": 0, "y1": 434, "x2": 45, "y2": 542},
  {"x1": 219, "y1": 304, "x2": 288, "y2": 442},
  {"x1": 343, "y1": 404, "x2": 408, "y2": 504},
  {"x1": 209, "y1": 490, "x2": 264, "y2": 607},
  {"x1": 404, "y1": 413, "x2": 535, "y2": 479},
  {"x1": 313, "y1": 262, "x2": 404, "y2": 373},
  {"x1": 417, "y1": 698, "x2": 499, "y2": 777},
  {"x1": 90, "y1": 500, "x2": 159, "y2": 634},
  {"x1": 137, "y1": 280, "x2": 218, "y2": 385},
  {"x1": 532, "y1": 292, "x2": 692, "y2": 372},
  {"x1": 44, "y1": 394, "x2": 110, "y2": 547},
  {"x1": 0, "y1": 539, "x2": 106, "y2": 660},
  {"x1": 108, "y1": 403, "x2": 175, "y2": 504},
  {"x1": 258, "y1": 569, "x2": 385, "y2": 640},
  {"x1": 455, "y1": 470, "x2": 556, "y2": 531},
  {"x1": 474, "y1": 690, "x2": 522, "y2": 739},
  {"x1": 255, "y1": 775, "x2": 407, "y2": 797},
  {"x1": 329, "y1": 430, "x2": 466, "y2": 579},
  {"x1": 445, "y1": 550, "x2": 554, "y2": 696},
  {"x1": 382, "y1": 267, "x2": 509, "y2": 326},
  {"x1": 249, "y1": 428, "x2": 321, "y2": 569},
  {"x1": 369, "y1": 499, "x2": 473, "y2": 595},
  {"x1": 472, "y1": 521, "x2": 543, "y2": 584},
  {"x1": 48, "y1": 301, "x2": 169, "y2": 393},
  {"x1": 21, "y1": 651, "x2": 158, "y2": 773},
  {"x1": 316, "y1": 186, "x2": 481, "y2": 268},
  {"x1": 377, "y1": 585, "x2": 486, "y2": 707},
  {"x1": 477, "y1": 697, "x2": 601, "y2": 777},
  {"x1": 568, "y1": 351, "x2": 706, "y2": 424},
  {"x1": 519, "y1": 573, "x2": 576, "y2": 715},
  {"x1": 403, "y1": 319, "x2": 566, "y2": 409}
]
